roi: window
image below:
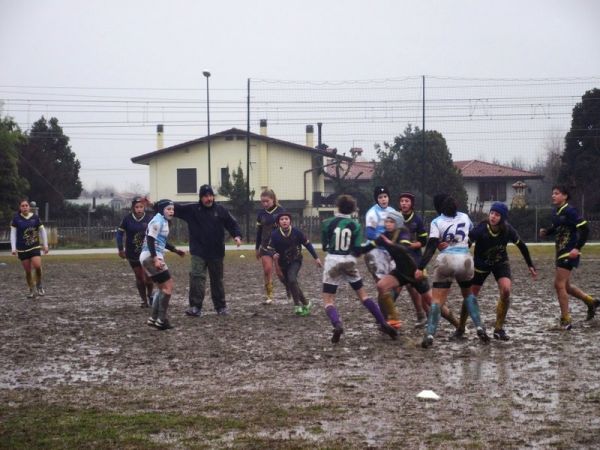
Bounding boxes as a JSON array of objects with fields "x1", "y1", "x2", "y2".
[
  {"x1": 177, "y1": 168, "x2": 197, "y2": 194},
  {"x1": 221, "y1": 167, "x2": 230, "y2": 186},
  {"x1": 478, "y1": 181, "x2": 506, "y2": 202}
]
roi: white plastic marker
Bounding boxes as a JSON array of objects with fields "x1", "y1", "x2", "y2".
[
  {"x1": 240, "y1": 254, "x2": 246, "y2": 258},
  {"x1": 417, "y1": 390, "x2": 440, "y2": 401}
]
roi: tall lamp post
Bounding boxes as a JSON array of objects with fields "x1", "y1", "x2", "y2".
[{"x1": 203, "y1": 71, "x2": 212, "y2": 186}]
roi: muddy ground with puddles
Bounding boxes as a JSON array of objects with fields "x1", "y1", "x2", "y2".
[{"x1": 1, "y1": 250, "x2": 600, "y2": 448}]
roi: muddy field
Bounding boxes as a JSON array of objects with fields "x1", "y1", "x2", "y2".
[{"x1": 1, "y1": 249, "x2": 600, "y2": 449}]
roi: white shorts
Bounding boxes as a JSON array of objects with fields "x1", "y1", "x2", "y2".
[
  {"x1": 430, "y1": 253, "x2": 474, "y2": 285},
  {"x1": 364, "y1": 248, "x2": 395, "y2": 280},
  {"x1": 323, "y1": 254, "x2": 362, "y2": 286},
  {"x1": 139, "y1": 251, "x2": 169, "y2": 277}
]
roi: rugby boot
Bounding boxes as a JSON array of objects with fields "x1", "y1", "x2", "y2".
[
  {"x1": 300, "y1": 301, "x2": 312, "y2": 316},
  {"x1": 380, "y1": 322, "x2": 399, "y2": 340},
  {"x1": 155, "y1": 318, "x2": 174, "y2": 330},
  {"x1": 560, "y1": 318, "x2": 572, "y2": 331},
  {"x1": 294, "y1": 305, "x2": 303, "y2": 315},
  {"x1": 476, "y1": 327, "x2": 491, "y2": 343},
  {"x1": 421, "y1": 334, "x2": 434, "y2": 348},
  {"x1": 331, "y1": 324, "x2": 344, "y2": 344},
  {"x1": 448, "y1": 328, "x2": 466, "y2": 341},
  {"x1": 586, "y1": 299, "x2": 600, "y2": 321},
  {"x1": 493, "y1": 329, "x2": 510, "y2": 341},
  {"x1": 36, "y1": 284, "x2": 45, "y2": 296}
]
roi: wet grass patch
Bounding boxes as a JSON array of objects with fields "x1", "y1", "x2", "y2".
[{"x1": 0, "y1": 404, "x2": 245, "y2": 449}]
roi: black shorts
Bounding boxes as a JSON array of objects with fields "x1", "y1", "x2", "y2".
[
  {"x1": 151, "y1": 270, "x2": 171, "y2": 284},
  {"x1": 127, "y1": 258, "x2": 142, "y2": 269},
  {"x1": 471, "y1": 262, "x2": 512, "y2": 286},
  {"x1": 18, "y1": 248, "x2": 41, "y2": 261},
  {"x1": 258, "y1": 247, "x2": 275, "y2": 257},
  {"x1": 556, "y1": 255, "x2": 579, "y2": 271},
  {"x1": 392, "y1": 269, "x2": 430, "y2": 294}
]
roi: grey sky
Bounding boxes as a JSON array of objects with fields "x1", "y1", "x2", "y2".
[{"x1": 1, "y1": 0, "x2": 599, "y2": 193}]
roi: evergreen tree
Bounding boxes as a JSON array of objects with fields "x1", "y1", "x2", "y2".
[
  {"x1": 218, "y1": 163, "x2": 255, "y2": 218},
  {"x1": 0, "y1": 116, "x2": 29, "y2": 222},
  {"x1": 374, "y1": 125, "x2": 467, "y2": 210},
  {"x1": 559, "y1": 88, "x2": 600, "y2": 212},
  {"x1": 18, "y1": 117, "x2": 82, "y2": 213}
]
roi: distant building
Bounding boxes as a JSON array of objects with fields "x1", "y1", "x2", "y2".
[
  {"x1": 454, "y1": 160, "x2": 543, "y2": 213},
  {"x1": 324, "y1": 157, "x2": 543, "y2": 212},
  {"x1": 131, "y1": 121, "x2": 349, "y2": 217}
]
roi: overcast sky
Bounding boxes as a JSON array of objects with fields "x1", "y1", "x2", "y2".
[{"x1": 1, "y1": 0, "x2": 600, "y2": 194}]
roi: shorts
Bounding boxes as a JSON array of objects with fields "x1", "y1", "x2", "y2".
[
  {"x1": 394, "y1": 272, "x2": 430, "y2": 294},
  {"x1": 322, "y1": 254, "x2": 363, "y2": 293},
  {"x1": 364, "y1": 248, "x2": 395, "y2": 280},
  {"x1": 127, "y1": 257, "x2": 142, "y2": 269},
  {"x1": 18, "y1": 248, "x2": 41, "y2": 261},
  {"x1": 556, "y1": 255, "x2": 579, "y2": 271},
  {"x1": 430, "y1": 253, "x2": 474, "y2": 289},
  {"x1": 141, "y1": 255, "x2": 171, "y2": 284},
  {"x1": 258, "y1": 246, "x2": 275, "y2": 257},
  {"x1": 471, "y1": 261, "x2": 512, "y2": 286}
]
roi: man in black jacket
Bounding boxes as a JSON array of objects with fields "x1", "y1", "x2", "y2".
[{"x1": 175, "y1": 185, "x2": 242, "y2": 316}]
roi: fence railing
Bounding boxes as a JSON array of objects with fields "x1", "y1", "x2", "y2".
[{"x1": 2, "y1": 215, "x2": 599, "y2": 249}]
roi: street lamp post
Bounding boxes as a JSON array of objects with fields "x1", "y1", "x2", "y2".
[{"x1": 203, "y1": 71, "x2": 211, "y2": 186}]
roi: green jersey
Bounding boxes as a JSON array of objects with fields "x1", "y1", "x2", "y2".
[{"x1": 321, "y1": 215, "x2": 363, "y2": 255}]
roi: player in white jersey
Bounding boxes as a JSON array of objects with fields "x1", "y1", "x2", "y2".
[
  {"x1": 415, "y1": 194, "x2": 490, "y2": 348},
  {"x1": 140, "y1": 199, "x2": 185, "y2": 330}
]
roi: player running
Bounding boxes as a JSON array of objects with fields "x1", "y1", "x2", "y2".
[
  {"x1": 321, "y1": 195, "x2": 398, "y2": 344},
  {"x1": 397, "y1": 192, "x2": 430, "y2": 327},
  {"x1": 466, "y1": 202, "x2": 537, "y2": 341},
  {"x1": 416, "y1": 194, "x2": 490, "y2": 348},
  {"x1": 539, "y1": 185, "x2": 599, "y2": 330},
  {"x1": 10, "y1": 199, "x2": 49, "y2": 298},
  {"x1": 268, "y1": 212, "x2": 322, "y2": 316},
  {"x1": 116, "y1": 196, "x2": 154, "y2": 307},
  {"x1": 256, "y1": 189, "x2": 286, "y2": 304}
]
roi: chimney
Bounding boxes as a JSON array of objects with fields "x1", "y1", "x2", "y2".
[
  {"x1": 260, "y1": 119, "x2": 267, "y2": 136},
  {"x1": 306, "y1": 124, "x2": 314, "y2": 148},
  {"x1": 317, "y1": 122, "x2": 322, "y2": 147},
  {"x1": 350, "y1": 147, "x2": 363, "y2": 158},
  {"x1": 156, "y1": 124, "x2": 164, "y2": 150}
]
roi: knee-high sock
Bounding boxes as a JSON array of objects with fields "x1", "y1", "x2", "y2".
[
  {"x1": 152, "y1": 291, "x2": 161, "y2": 319},
  {"x1": 34, "y1": 267, "x2": 42, "y2": 285},
  {"x1": 426, "y1": 303, "x2": 441, "y2": 336},
  {"x1": 158, "y1": 292, "x2": 171, "y2": 322},
  {"x1": 265, "y1": 282, "x2": 273, "y2": 300},
  {"x1": 325, "y1": 304, "x2": 342, "y2": 328},
  {"x1": 465, "y1": 294, "x2": 483, "y2": 329},
  {"x1": 25, "y1": 271, "x2": 34, "y2": 289},
  {"x1": 495, "y1": 297, "x2": 510, "y2": 330},
  {"x1": 363, "y1": 298, "x2": 387, "y2": 326},
  {"x1": 441, "y1": 306, "x2": 459, "y2": 328},
  {"x1": 378, "y1": 292, "x2": 398, "y2": 321},
  {"x1": 458, "y1": 300, "x2": 468, "y2": 331}
]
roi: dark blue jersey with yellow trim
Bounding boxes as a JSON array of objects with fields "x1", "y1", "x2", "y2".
[
  {"x1": 256, "y1": 205, "x2": 285, "y2": 250},
  {"x1": 117, "y1": 212, "x2": 153, "y2": 259},
  {"x1": 267, "y1": 226, "x2": 317, "y2": 264},
  {"x1": 10, "y1": 212, "x2": 44, "y2": 252},
  {"x1": 469, "y1": 222, "x2": 522, "y2": 269},
  {"x1": 546, "y1": 203, "x2": 589, "y2": 259},
  {"x1": 401, "y1": 211, "x2": 428, "y2": 263}
]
